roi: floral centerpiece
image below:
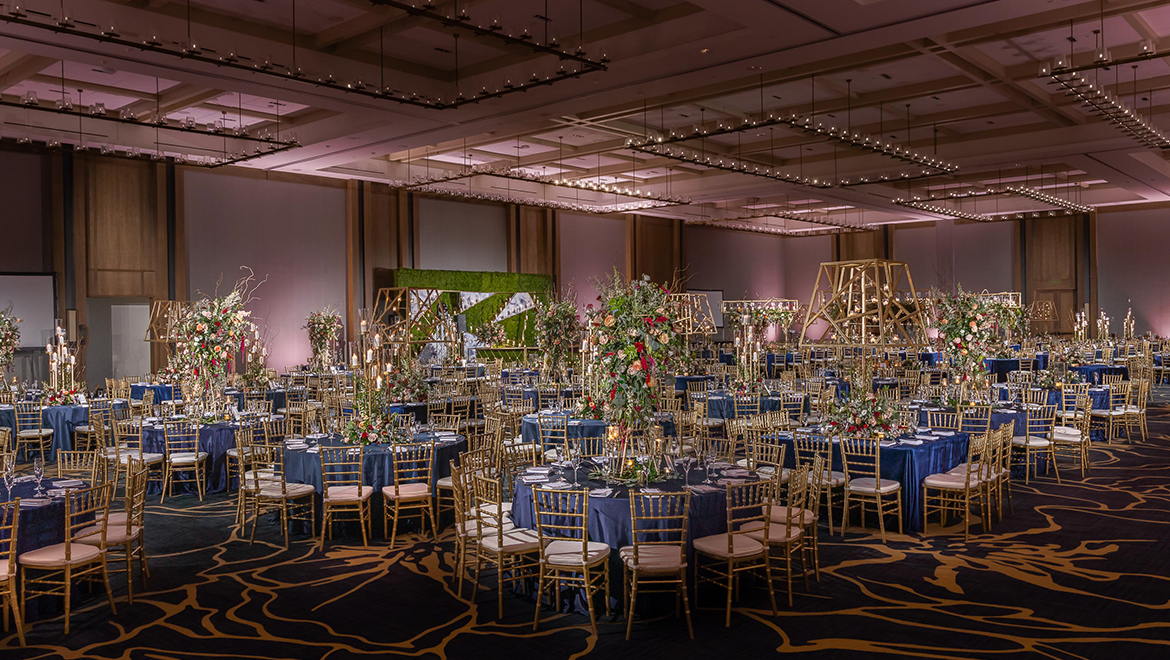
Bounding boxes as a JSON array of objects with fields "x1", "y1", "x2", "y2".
[
  {"x1": 932, "y1": 286, "x2": 997, "y2": 386},
  {"x1": 476, "y1": 320, "x2": 508, "y2": 348},
  {"x1": 1033, "y1": 368, "x2": 1083, "y2": 390},
  {"x1": 730, "y1": 376, "x2": 767, "y2": 394},
  {"x1": 240, "y1": 342, "x2": 273, "y2": 391},
  {"x1": 169, "y1": 268, "x2": 264, "y2": 404},
  {"x1": 44, "y1": 387, "x2": 81, "y2": 406},
  {"x1": 825, "y1": 389, "x2": 911, "y2": 438},
  {"x1": 305, "y1": 307, "x2": 343, "y2": 371},
  {"x1": 590, "y1": 271, "x2": 684, "y2": 436},
  {"x1": 533, "y1": 293, "x2": 581, "y2": 382},
  {"x1": 344, "y1": 372, "x2": 390, "y2": 446},
  {"x1": 574, "y1": 393, "x2": 606, "y2": 420},
  {"x1": 0, "y1": 306, "x2": 20, "y2": 375},
  {"x1": 386, "y1": 360, "x2": 431, "y2": 403}
]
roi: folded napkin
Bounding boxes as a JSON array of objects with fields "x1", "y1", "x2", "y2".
[
  {"x1": 933, "y1": 430, "x2": 956, "y2": 436},
  {"x1": 686, "y1": 484, "x2": 719, "y2": 494},
  {"x1": 914, "y1": 434, "x2": 936, "y2": 441},
  {"x1": 995, "y1": 409, "x2": 1017, "y2": 414},
  {"x1": 722, "y1": 469, "x2": 752, "y2": 477},
  {"x1": 710, "y1": 461, "x2": 733, "y2": 469},
  {"x1": 544, "y1": 481, "x2": 571, "y2": 489},
  {"x1": 13, "y1": 475, "x2": 35, "y2": 483},
  {"x1": 305, "y1": 446, "x2": 320, "y2": 454},
  {"x1": 716, "y1": 478, "x2": 746, "y2": 487},
  {"x1": 306, "y1": 433, "x2": 328, "y2": 439},
  {"x1": 568, "y1": 420, "x2": 583, "y2": 426},
  {"x1": 19, "y1": 499, "x2": 51, "y2": 507},
  {"x1": 285, "y1": 443, "x2": 308, "y2": 450},
  {"x1": 900, "y1": 439, "x2": 923, "y2": 446},
  {"x1": 52, "y1": 479, "x2": 84, "y2": 488},
  {"x1": 526, "y1": 466, "x2": 554, "y2": 474},
  {"x1": 46, "y1": 489, "x2": 68, "y2": 497},
  {"x1": 589, "y1": 488, "x2": 613, "y2": 498},
  {"x1": 879, "y1": 440, "x2": 897, "y2": 448},
  {"x1": 520, "y1": 475, "x2": 549, "y2": 484}
]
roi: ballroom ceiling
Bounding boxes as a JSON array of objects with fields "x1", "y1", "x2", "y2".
[{"x1": 2, "y1": 0, "x2": 1169, "y2": 232}]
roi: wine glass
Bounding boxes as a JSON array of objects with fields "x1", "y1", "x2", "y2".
[
  {"x1": 703, "y1": 447, "x2": 717, "y2": 485},
  {"x1": 33, "y1": 457, "x2": 45, "y2": 497},
  {"x1": 3, "y1": 460, "x2": 14, "y2": 496},
  {"x1": 682, "y1": 454, "x2": 695, "y2": 486},
  {"x1": 569, "y1": 442, "x2": 583, "y2": 485}
]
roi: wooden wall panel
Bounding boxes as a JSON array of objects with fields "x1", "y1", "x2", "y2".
[
  {"x1": 517, "y1": 206, "x2": 554, "y2": 276},
  {"x1": 1025, "y1": 215, "x2": 1085, "y2": 335},
  {"x1": 364, "y1": 183, "x2": 398, "y2": 309},
  {"x1": 80, "y1": 157, "x2": 159, "y2": 297},
  {"x1": 632, "y1": 215, "x2": 678, "y2": 284},
  {"x1": 836, "y1": 230, "x2": 887, "y2": 261}
]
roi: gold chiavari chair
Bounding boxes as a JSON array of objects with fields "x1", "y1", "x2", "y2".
[
  {"x1": 1056, "y1": 382, "x2": 1090, "y2": 424},
  {"x1": 1011, "y1": 403, "x2": 1058, "y2": 484},
  {"x1": 320, "y1": 446, "x2": 374, "y2": 549},
  {"x1": 926, "y1": 411, "x2": 960, "y2": 432},
  {"x1": 622, "y1": 490, "x2": 693, "y2": 640},
  {"x1": 13, "y1": 401, "x2": 52, "y2": 463},
  {"x1": 1022, "y1": 388, "x2": 1049, "y2": 406},
  {"x1": 161, "y1": 420, "x2": 209, "y2": 502},
  {"x1": 924, "y1": 432, "x2": 992, "y2": 541},
  {"x1": 383, "y1": 442, "x2": 436, "y2": 547},
  {"x1": 1052, "y1": 394, "x2": 1092, "y2": 479},
  {"x1": 1090, "y1": 382, "x2": 1130, "y2": 444},
  {"x1": 959, "y1": 404, "x2": 992, "y2": 436},
  {"x1": 693, "y1": 479, "x2": 777, "y2": 627},
  {"x1": 246, "y1": 442, "x2": 316, "y2": 548},
  {"x1": 82, "y1": 458, "x2": 150, "y2": 602},
  {"x1": 840, "y1": 437, "x2": 903, "y2": 542},
  {"x1": 532, "y1": 487, "x2": 611, "y2": 635},
  {"x1": 733, "y1": 392, "x2": 761, "y2": 418},
  {"x1": 75, "y1": 398, "x2": 113, "y2": 452},
  {"x1": 1100, "y1": 373, "x2": 1124, "y2": 386},
  {"x1": 0, "y1": 497, "x2": 23, "y2": 646},
  {"x1": 19, "y1": 483, "x2": 116, "y2": 634},
  {"x1": 746, "y1": 461, "x2": 814, "y2": 607},
  {"x1": 793, "y1": 431, "x2": 844, "y2": 533},
  {"x1": 471, "y1": 473, "x2": 539, "y2": 618},
  {"x1": 536, "y1": 412, "x2": 569, "y2": 463},
  {"x1": 1124, "y1": 378, "x2": 1149, "y2": 442}
]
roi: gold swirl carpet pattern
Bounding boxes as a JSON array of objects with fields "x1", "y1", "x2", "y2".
[{"x1": 5, "y1": 403, "x2": 1170, "y2": 660}]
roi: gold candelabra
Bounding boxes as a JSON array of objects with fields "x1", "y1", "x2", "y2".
[{"x1": 46, "y1": 325, "x2": 76, "y2": 392}]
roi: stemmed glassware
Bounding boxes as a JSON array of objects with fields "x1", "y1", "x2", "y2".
[
  {"x1": 702, "y1": 447, "x2": 717, "y2": 485},
  {"x1": 568, "y1": 441, "x2": 583, "y2": 485},
  {"x1": 3, "y1": 460, "x2": 14, "y2": 497},
  {"x1": 33, "y1": 457, "x2": 45, "y2": 497},
  {"x1": 682, "y1": 454, "x2": 695, "y2": 486}
]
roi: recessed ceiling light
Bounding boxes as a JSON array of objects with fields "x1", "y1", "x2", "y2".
[{"x1": 700, "y1": 48, "x2": 710, "y2": 54}]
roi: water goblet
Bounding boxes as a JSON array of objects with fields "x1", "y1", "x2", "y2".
[
  {"x1": 570, "y1": 443, "x2": 583, "y2": 485},
  {"x1": 3, "y1": 461, "x2": 14, "y2": 496},
  {"x1": 703, "y1": 448, "x2": 717, "y2": 485},
  {"x1": 33, "y1": 457, "x2": 45, "y2": 497}
]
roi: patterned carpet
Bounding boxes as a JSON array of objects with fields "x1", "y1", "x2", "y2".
[{"x1": 5, "y1": 398, "x2": 1170, "y2": 660}]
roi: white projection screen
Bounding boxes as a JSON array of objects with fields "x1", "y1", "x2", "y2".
[{"x1": 0, "y1": 274, "x2": 57, "y2": 348}]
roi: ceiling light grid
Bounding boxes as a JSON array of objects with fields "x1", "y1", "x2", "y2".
[{"x1": 1046, "y1": 72, "x2": 1170, "y2": 149}]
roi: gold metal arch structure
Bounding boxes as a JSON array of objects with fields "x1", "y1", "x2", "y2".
[
  {"x1": 668, "y1": 293, "x2": 717, "y2": 338},
  {"x1": 144, "y1": 300, "x2": 195, "y2": 355},
  {"x1": 372, "y1": 287, "x2": 463, "y2": 358},
  {"x1": 799, "y1": 259, "x2": 928, "y2": 348}
]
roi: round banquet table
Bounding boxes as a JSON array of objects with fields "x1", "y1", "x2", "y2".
[
  {"x1": 1069, "y1": 364, "x2": 1129, "y2": 385},
  {"x1": 225, "y1": 387, "x2": 289, "y2": 413},
  {"x1": 130, "y1": 383, "x2": 176, "y2": 402},
  {"x1": 140, "y1": 420, "x2": 240, "y2": 494},
  {"x1": 430, "y1": 364, "x2": 486, "y2": 379},
  {"x1": 501, "y1": 369, "x2": 541, "y2": 384},
  {"x1": 983, "y1": 353, "x2": 1051, "y2": 383},
  {"x1": 282, "y1": 432, "x2": 465, "y2": 495},
  {"x1": 769, "y1": 429, "x2": 969, "y2": 533},
  {"x1": 519, "y1": 414, "x2": 677, "y2": 446},
  {"x1": 674, "y1": 374, "x2": 716, "y2": 392},
  {"x1": 701, "y1": 390, "x2": 794, "y2": 419},
  {"x1": 0, "y1": 399, "x2": 129, "y2": 461},
  {"x1": 520, "y1": 386, "x2": 580, "y2": 408}
]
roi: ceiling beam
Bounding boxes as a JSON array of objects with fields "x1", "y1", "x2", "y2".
[
  {"x1": 0, "y1": 53, "x2": 57, "y2": 92},
  {"x1": 122, "y1": 84, "x2": 223, "y2": 121},
  {"x1": 25, "y1": 74, "x2": 155, "y2": 101}
]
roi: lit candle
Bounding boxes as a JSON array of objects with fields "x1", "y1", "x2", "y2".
[{"x1": 351, "y1": 353, "x2": 358, "y2": 367}]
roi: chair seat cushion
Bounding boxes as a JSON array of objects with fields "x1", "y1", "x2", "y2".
[
  {"x1": 169, "y1": 451, "x2": 209, "y2": 464},
  {"x1": 120, "y1": 452, "x2": 164, "y2": 465},
  {"x1": 847, "y1": 477, "x2": 901, "y2": 495},
  {"x1": 324, "y1": 485, "x2": 374, "y2": 503},
  {"x1": 1012, "y1": 435, "x2": 1051, "y2": 448},
  {"x1": 619, "y1": 544, "x2": 686, "y2": 573},
  {"x1": 75, "y1": 424, "x2": 93, "y2": 433},
  {"x1": 18, "y1": 429, "x2": 53, "y2": 438},
  {"x1": 698, "y1": 418, "x2": 724, "y2": 427},
  {"x1": 923, "y1": 472, "x2": 980, "y2": 489},
  {"x1": 475, "y1": 502, "x2": 512, "y2": 520},
  {"x1": 820, "y1": 470, "x2": 846, "y2": 487},
  {"x1": 692, "y1": 532, "x2": 765, "y2": 559},
  {"x1": 1091, "y1": 410, "x2": 1126, "y2": 417},
  {"x1": 1056, "y1": 410, "x2": 1084, "y2": 419},
  {"x1": 258, "y1": 482, "x2": 316, "y2": 499},
  {"x1": 767, "y1": 504, "x2": 816, "y2": 526},
  {"x1": 78, "y1": 524, "x2": 143, "y2": 545},
  {"x1": 18, "y1": 542, "x2": 102, "y2": 568},
  {"x1": 544, "y1": 539, "x2": 611, "y2": 567},
  {"x1": 436, "y1": 475, "x2": 454, "y2": 488},
  {"x1": 480, "y1": 528, "x2": 540, "y2": 553},
  {"x1": 457, "y1": 519, "x2": 515, "y2": 538},
  {"x1": 226, "y1": 447, "x2": 253, "y2": 458},
  {"x1": 382, "y1": 482, "x2": 430, "y2": 500},
  {"x1": 742, "y1": 520, "x2": 803, "y2": 544}
]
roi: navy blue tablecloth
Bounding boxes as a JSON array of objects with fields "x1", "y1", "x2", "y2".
[
  {"x1": 674, "y1": 374, "x2": 716, "y2": 392},
  {"x1": 702, "y1": 391, "x2": 790, "y2": 419},
  {"x1": 283, "y1": 432, "x2": 464, "y2": 494},
  {"x1": 0, "y1": 400, "x2": 128, "y2": 461},
  {"x1": 225, "y1": 388, "x2": 289, "y2": 413},
  {"x1": 1069, "y1": 365, "x2": 1128, "y2": 385},
  {"x1": 141, "y1": 422, "x2": 238, "y2": 493},
  {"x1": 130, "y1": 383, "x2": 176, "y2": 402},
  {"x1": 984, "y1": 353, "x2": 1051, "y2": 383},
  {"x1": 519, "y1": 415, "x2": 676, "y2": 446}
]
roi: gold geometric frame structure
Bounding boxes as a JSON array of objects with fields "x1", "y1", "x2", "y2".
[
  {"x1": 799, "y1": 259, "x2": 929, "y2": 348},
  {"x1": 144, "y1": 300, "x2": 195, "y2": 356},
  {"x1": 372, "y1": 287, "x2": 463, "y2": 360},
  {"x1": 1028, "y1": 300, "x2": 1056, "y2": 321},
  {"x1": 668, "y1": 293, "x2": 717, "y2": 337},
  {"x1": 975, "y1": 290, "x2": 1022, "y2": 307}
]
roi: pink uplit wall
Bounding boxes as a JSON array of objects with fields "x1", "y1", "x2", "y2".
[
  {"x1": 783, "y1": 235, "x2": 832, "y2": 340},
  {"x1": 683, "y1": 226, "x2": 784, "y2": 340},
  {"x1": 1097, "y1": 207, "x2": 1170, "y2": 336},
  {"x1": 559, "y1": 213, "x2": 627, "y2": 313},
  {"x1": 184, "y1": 171, "x2": 347, "y2": 371},
  {"x1": 894, "y1": 225, "x2": 939, "y2": 289}
]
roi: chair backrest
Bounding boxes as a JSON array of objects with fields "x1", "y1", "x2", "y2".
[
  {"x1": 959, "y1": 405, "x2": 991, "y2": 435},
  {"x1": 840, "y1": 437, "x2": 880, "y2": 482},
  {"x1": 724, "y1": 480, "x2": 772, "y2": 552},
  {"x1": 792, "y1": 430, "x2": 832, "y2": 470},
  {"x1": 927, "y1": 411, "x2": 960, "y2": 432},
  {"x1": 628, "y1": 490, "x2": 691, "y2": 566},
  {"x1": 121, "y1": 457, "x2": 150, "y2": 532},
  {"x1": 265, "y1": 416, "x2": 289, "y2": 443},
  {"x1": 746, "y1": 429, "x2": 786, "y2": 472},
  {"x1": 57, "y1": 450, "x2": 103, "y2": 482},
  {"x1": 320, "y1": 446, "x2": 365, "y2": 495},
  {"x1": 537, "y1": 412, "x2": 569, "y2": 448},
  {"x1": 14, "y1": 400, "x2": 43, "y2": 433},
  {"x1": 63, "y1": 483, "x2": 113, "y2": 559},
  {"x1": 248, "y1": 442, "x2": 290, "y2": 497},
  {"x1": 1024, "y1": 404, "x2": 1056, "y2": 438},
  {"x1": 1101, "y1": 373, "x2": 1124, "y2": 385},
  {"x1": 0, "y1": 498, "x2": 17, "y2": 580},
  {"x1": 733, "y1": 392, "x2": 761, "y2": 418},
  {"x1": 389, "y1": 442, "x2": 434, "y2": 495},
  {"x1": 431, "y1": 413, "x2": 462, "y2": 433},
  {"x1": 532, "y1": 487, "x2": 590, "y2": 561},
  {"x1": 163, "y1": 420, "x2": 200, "y2": 456},
  {"x1": 1022, "y1": 388, "x2": 1048, "y2": 405},
  {"x1": 803, "y1": 453, "x2": 827, "y2": 510}
]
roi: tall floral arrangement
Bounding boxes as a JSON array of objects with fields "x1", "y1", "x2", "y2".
[
  {"x1": 345, "y1": 371, "x2": 390, "y2": 446},
  {"x1": 932, "y1": 286, "x2": 998, "y2": 385},
  {"x1": 590, "y1": 271, "x2": 684, "y2": 432},
  {"x1": 825, "y1": 388, "x2": 910, "y2": 438},
  {"x1": 0, "y1": 306, "x2": 20, "y2": 375},
  {"x1": 533, "y1": 293, "x2": 581, "y2": 382},
  {"x1": 169, "y1": 268, "x2": 264, "y2": 403},
  {"x1": 305, "y1": 307, "x2": 343, "y2": 370}
]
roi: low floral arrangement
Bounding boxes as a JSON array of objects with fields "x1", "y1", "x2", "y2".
[
  {"x1": 476, "y1": 320, "x2": 509, "y2": 348},
  {"x1": 534, "y1": 294, "x2": 581, "y2": 382},
  {"x1": 590, "y1": 271, "x2": 684, "y2": 434},
  {"x1": 240, "y1": 351, "x2": 273, "y2": 391},
  {"x1": 386, "y1": 361, "x2": 432, "y2": 403},
  {"x1": 345, "y1": 415, "x2": 390, "y2": 447},
  {"x1": 305, "y1": 308, "x2": 343, "y2": 370},
  {"x1": 591, "y1": 454, "x2": 677, "y2": 486},
  {"x1": 730, "y1": 377, "x2": 767, "y2": 395},
  {"x1": 825, "y1": 389, "x2": 910, "y2": 438},
  {"x1": 43, "y1": 388, "x2": 81, "y2": 406},
  {"x1": 0, "y1": 306, "x2": 20, "y2": 374},
  {"x1": 1033, "y1": 369, "x2": 1083, "y2": 390},
  {"x1": 574, "y1": 394, "x2": 606, "y2": 420}
]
